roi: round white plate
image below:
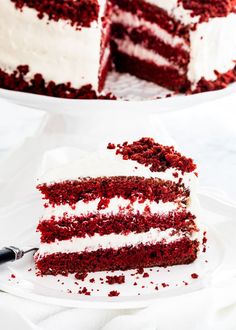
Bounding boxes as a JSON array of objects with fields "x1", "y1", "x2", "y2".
[
  {"x1": 0, "y1": 194, "x2": 227, "y2": 309},
  {"x1": 0, "y1": 71, "x2": 236, "y2": 115}
]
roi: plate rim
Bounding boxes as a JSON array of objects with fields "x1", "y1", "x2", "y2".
[{"x1": 0, "y1": 81, "x2": 236, "y2": 116}]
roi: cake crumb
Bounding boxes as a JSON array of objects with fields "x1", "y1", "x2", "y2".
[
  {"x1": 75, "y1": 272, "x2": 88, "y2": 281},
  {"x1": 108, "y1": 290, "x2": 120, "y2": 297},
  {"x1": 136, "y1": 267, "x2": 144, "y2": 274},
  {"x1": 191, "y1": 273, "x2": 199, "y2": 279},
  {"x1": 161, "y1": 283, "x2": 169, "y2": 288},
  {"x1": 79, "y1": 287, "x2": 91, "y2": 296},
  {"x1": 143, "y1": 272, "x2": 149, "y2": 278},
  {"x1": 107, "y1": 143, "x2": 116, "y2": 150},
  {"x1": 106, "y1": 275, "x2": 125, "y2": 285},
  {"x1": 11, "y1": 274, "x2": 16, "y2": 279}
]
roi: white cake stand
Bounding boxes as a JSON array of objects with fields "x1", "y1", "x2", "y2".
[{"x1": 0, "y1": 71, "x2": 236, "y2": 116}]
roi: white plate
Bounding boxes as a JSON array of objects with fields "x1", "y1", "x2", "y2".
[
  {"x1": 0, "y1": 193, "x2": 228, "y2": 309},
  {"x1": 1, "y1": 71, "x2": 236, "y2": 115}
]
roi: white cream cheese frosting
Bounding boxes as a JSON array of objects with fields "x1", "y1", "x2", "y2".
[
  {"x1": 37, "y1": 227, "x2": 198, "y2": 256},
  {"x1": 188, "y1": 13, "x2": 236, "y2": 85},
  {"x1": 43, "y1": 197, "x2": 179, "y2": 219},
  {"x1": 37, "y1": 147, "x2": 197, "y2": 191},
  {"x1": 0, "y1": 0, "x2": 106, "y2": 91}
]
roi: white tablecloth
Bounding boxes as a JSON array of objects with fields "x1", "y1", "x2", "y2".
[{"x1": 0, "y1": 94, "x2": 236, "y2": 330}]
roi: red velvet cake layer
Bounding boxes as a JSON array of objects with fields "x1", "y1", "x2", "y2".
[
  {"x1": 111, "y1": 23, "x2": 190, "y2": 68},
  {"x1": 112, "y1": 50, "x2": 190, "y2": 92},
  {"x1": 111, "y1": 138, "x2": 196, "y2": 173},
  {"x1": 111, "y1": 0, "x2": 189, "y2": 40},
  {"x1": 0, "y1": 66, "x2": 114, "y2": 99},
  {"x1": 38, "y1": 211, "x2": 197, "y2": 243},
  {"x1": 11, "y1": 0, "x2": 100, "y2": 27},
  {"x1": 38, "y1": 177, "x2": 190, "y2": 206},
  {"x1": 36, "y1": 238, "x2": 199, "y2": 275}
]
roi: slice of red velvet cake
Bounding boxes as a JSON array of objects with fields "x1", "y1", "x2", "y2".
[{"x1": 35, "y1": 138, "x2": 203, "y2": 276}]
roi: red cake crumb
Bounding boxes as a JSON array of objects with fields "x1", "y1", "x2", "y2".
[
  {"x1": 28, "y1": 268, "x2": 32, "y2": 272},
  {"x1": 143, "y1": 272, "x2": 149, "y2": 278},
  {"x1": 161, "y1": 283, "x2": 169, "y2": 288},
  {"x1": 107, "y1": 143, "x2": 116, "y2": 150},
  {"x1": 75, "y1": 272, "x2": 88, "y2": 281},
  {"x1": 202, "y1": 231, "x2": 208, "y2": 253},
  {"x1": 155, "y1": 286, "x2": 159, "y2": 290},
  {"x1": 108, "y1": 290, "x2": 120, "y2": 297},
  {"x1": 11, "y1": 274, "x2": 16, "y2": 279},
  {"x1": 89, "y1": 278, "x2": 95, "y2": 283},
  {"x1": 136, "y1": 267, "x2": 144, "y2": 274},
  {"x1": 193, "y1": 67, "x2": 236, "y2": 94},
  {"x1": 106, "y1": 275, "x2": 125, "y2": 285},
  {"x1": 191, "y1": 273, "x2": 199, "y2": 279},
  {"x1": 114, "y1": 138, "x2": 196, "y2": 173},
  {"x1": 183, "y1": 281, "x2": 188, "y2": 286},
  {"x1": 133, "y1": 282, "x2": 137, "y2": 286},
  {"x1": 181, "y1": 0, "x2": 236, "y2": 21},
  {"x1": 79, "y1": 287, "x2": 91, "y2": 296},
  {"x1": 11, "y1": 0, "x2": 99, "y2": 28}
]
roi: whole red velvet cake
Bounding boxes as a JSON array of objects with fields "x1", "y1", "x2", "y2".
[
  {"x1": 35, "y1": 138, "x2": 203, "y2": 276},
  {"x1": 0, "y1": 1, "x2": 236, "y2": 98}
]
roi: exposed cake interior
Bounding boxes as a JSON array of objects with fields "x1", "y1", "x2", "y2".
[{"x1": 35, "y1": 138, "x2": 203, "y2": 276}]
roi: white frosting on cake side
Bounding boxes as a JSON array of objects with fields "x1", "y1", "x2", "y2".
[
  {"x1": 0, "y1": 1, "x2": 107, "y2": 91},
  {"x1": 42, "y1": 198, "x2": 179, "y2": 219},
  {"x1": 188, "y1": 13, "x2": 236, "y2": 85},
  {"x1": 37, "y1": 227, "x2": 199, "y2": 256}
]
